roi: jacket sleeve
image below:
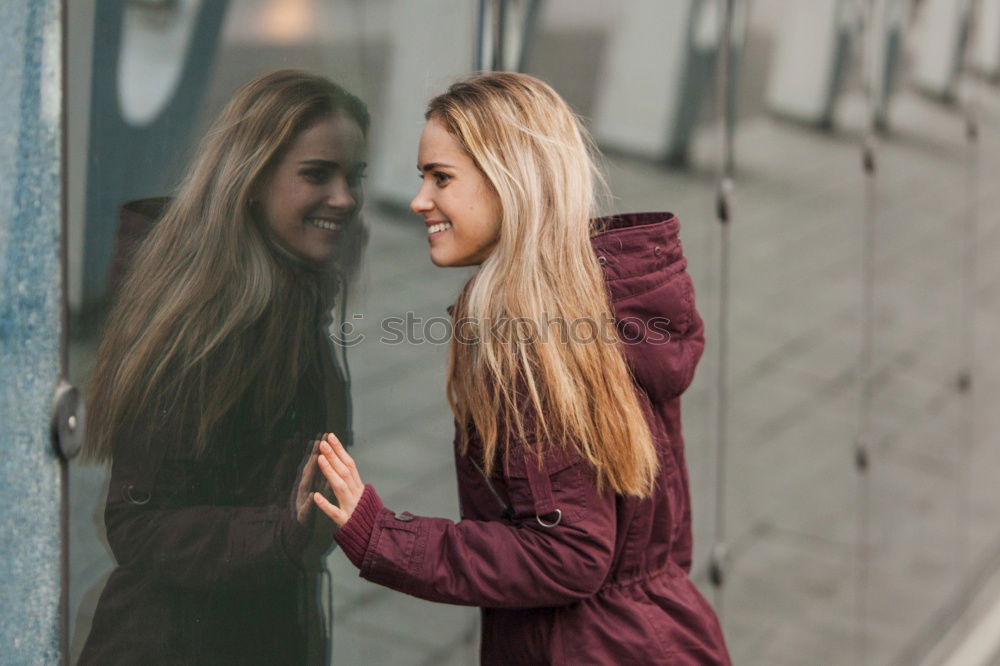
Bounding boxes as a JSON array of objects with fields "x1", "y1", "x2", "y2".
[
  {"x1": 334, "y1": 446, "x2": 616, "y2": 609},
  {"x1": 104, "y1": 442, "x2": 313, "y2": 591}
]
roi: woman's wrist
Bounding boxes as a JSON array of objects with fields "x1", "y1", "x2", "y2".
[{"x1": 333, "y1": 484, "x2": 384, "y2": 569}]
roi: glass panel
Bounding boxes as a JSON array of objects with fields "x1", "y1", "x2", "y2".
[
  {"x1": 717, "y1": 2, "x2": 863, "y2": 662},
  {"x1": 966, "y1": 63, "x2": 1000, "y2": 640},
  {"x1": 65, "y1": 1, "x2": 999, "y2": 664},
  {"x1": 864, "y1": 60, "x2": 968, "y2": 666},
  {"x1": 67, "y1": 1, "x2": 481, "y2": 663},
  {"x1": 716, "y1": 1, "x2": 997, "y2": 664}
]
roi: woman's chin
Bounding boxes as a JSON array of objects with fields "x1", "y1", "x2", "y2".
[{"x1": 428, "y1": 249, "x2": 452, "y2": 267}]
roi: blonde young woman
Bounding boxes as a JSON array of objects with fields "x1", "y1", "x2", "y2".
[
  {"x1": 79, "y1": 70, "x2": 367, "y2": 665},
  {"x1": 314, "y1": 73, "x2": 729, "y2": 666},
  {"x1": 313, "y1": 72, "x2": 731, "y2": 664}
]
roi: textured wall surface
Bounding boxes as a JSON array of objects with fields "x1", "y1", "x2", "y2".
[{"x1": 0, "y1": 0, "x2": 64, "y2": 662}]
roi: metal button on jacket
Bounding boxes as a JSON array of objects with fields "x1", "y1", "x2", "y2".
[{"x1": 394, "y1": 511, "x2": 415, "y2": 522}]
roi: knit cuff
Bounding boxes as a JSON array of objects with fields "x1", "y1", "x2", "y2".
[{"x1": 334, "y1": 484, "x2": 384, "y2": 569}]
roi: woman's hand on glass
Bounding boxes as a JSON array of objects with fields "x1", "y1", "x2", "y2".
[{"x1": 313, "y1": 433, "x2": 364, "y2": 527}]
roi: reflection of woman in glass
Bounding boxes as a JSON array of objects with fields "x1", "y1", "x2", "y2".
[
  {"x1": 313, "y1": 72, "x2": 731, "y2": 664},
  {"x1": 79, "y1": 70, "x2": 367, "y2": 665}
]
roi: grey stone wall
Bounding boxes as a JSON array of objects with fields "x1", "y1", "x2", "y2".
[{"x1": 0, "y1": 0, "x2": 64, "y2": 662}]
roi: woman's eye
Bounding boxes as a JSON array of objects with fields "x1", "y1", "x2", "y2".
[
  {"x1": 347, "y1": 168, "x2": 367, "y2": 187},
  {"x1": 302, "y1": 169, "x2": 330, "y2": 184},
  {"x1": 433, "y1": 172, "x2": 451, "y2": 186}
]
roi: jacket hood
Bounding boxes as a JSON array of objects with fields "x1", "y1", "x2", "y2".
[
  {"x1": 591, "y1": 212, "x2": 704, "y2": 403},
  {"x1": 107, "y1": 197, "x2": 172, "y2": 299}
]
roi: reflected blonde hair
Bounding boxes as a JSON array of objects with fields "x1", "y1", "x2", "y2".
[
  {"x1": 85, "y1": 70, "x2": 368, "y2": 462},
  {"x1": 430, "y1": 72, "x2": 657, "y2": 497}
]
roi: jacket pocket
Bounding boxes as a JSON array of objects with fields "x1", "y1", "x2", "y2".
[
  {"x1": 370, "y1": 517, "x2": 421, "y2": 590},
  {"x1": 501, "y1": 446, "x2": 589, "y2": 525}
]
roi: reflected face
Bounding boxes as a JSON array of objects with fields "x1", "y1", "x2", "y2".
[
  {"x1": 259, "y1": 112, "x2": 366, "y2": 265},
  {"x1": 410, "y1": 118, "x2": 501, "y2": 267}
]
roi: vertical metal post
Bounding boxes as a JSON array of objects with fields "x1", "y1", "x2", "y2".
[
  {"x1": 709, "y1": 0, "x2": 736, "y2": 617},
  {"x1": 494, "y1": 0, "x2": 507, "y2": 72},
  {"x1": 0, "y1": 0, "x2": 65, "y2": 662},
  {"x1": 855, "y1": 2, "x2": 880, "y2": 663},
  {"x1": 956, "y1": 0, "x2": 980, "y2": 593},
  {"x1": 477, "y1": 0, "x2": 502, "y2": 71},
  {"x1": 475, "y1": 0, "x2": 541, "y2": 72}
]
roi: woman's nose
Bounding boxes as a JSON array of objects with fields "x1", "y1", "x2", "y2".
[
  {"x1": 326, "y1": 176, "x2": 355, "y2": 211},
  {"x1": 410, "y1": 184, "x2": 432, "y2": 215}
]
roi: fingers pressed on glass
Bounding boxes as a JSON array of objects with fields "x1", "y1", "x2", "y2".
[
  {"x1": 317, "y1": 455, "x2": 351, "y2": 504},
  {"x1": 322, "y1": 434, "x2": 362, "y2": 493},
  {"x1": 312, "y1": 491, "x2": 347, "y2": 526},
  {"x1": 320, "y1": 440, "x2": 355, "y2": 485},
  {"x1": 325, "y1": 433, "x2": 355, "y2": 468}
]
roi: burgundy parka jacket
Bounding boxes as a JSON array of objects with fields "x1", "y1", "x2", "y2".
[{"x1": 334, "y1": 213, "x2": 731, "y2": 665}]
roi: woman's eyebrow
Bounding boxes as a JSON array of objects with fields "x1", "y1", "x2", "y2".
[
  {"x1": 300, "y1": 159, "x2": 367, "y2": 169},
  {"x1": 299, "y1": 159, "x2": 339, "y2": 168},
  {"x1": 418, "y1": 162, "x2": 455, "y2": 172}
]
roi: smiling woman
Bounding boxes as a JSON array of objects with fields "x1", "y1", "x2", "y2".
[
  {"x1": 412, "y1": 118, "x2": 501, "y2": 267},
  {"x1": 313, "y1": 72, "x2": 731, "y2": 666},
  {"x1": 260, "y1": 112, "x2": 367, "y2": 265},
  {"x1": 77, "y1": 70, "x2": 367, "y2": 666}
]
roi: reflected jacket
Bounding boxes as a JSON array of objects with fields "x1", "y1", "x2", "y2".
[
  {"x1": 78, "y1": 199, "x2": 351, "y2": 665},
  {"x1": 334, "y1": 212, "x2": 731, "y2": 665}
]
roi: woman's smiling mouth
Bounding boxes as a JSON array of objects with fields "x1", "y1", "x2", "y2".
[
  {"x1": 427, "y1": 221, "x2": 452, "y2": 236},
  {"x1": 305, "y1": 217, "x2": 345, "y2": 233}
]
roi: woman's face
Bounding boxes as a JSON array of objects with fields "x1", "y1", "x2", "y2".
[
  {"x1": 259, "y1": 112, "x2": 366, "y2": 265},
  {"x1": 410, "y1": 118, "x2": 501, "y2": 267}
]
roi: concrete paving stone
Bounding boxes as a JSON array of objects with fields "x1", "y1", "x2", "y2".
[
  {"x1": 782, "y1": 328, "x2": 863, "y2": 387},
  {"x1": 865, "y1": 461, "x2": 966, "y2": 579},
  {"x1": 747, "y1": 604, "x2": 859, "y2": 666},
  {"x1": 722, "y1": 527, "x2": 857, "y2": 665},
  {"x1": 330, "y1": 612, "x2": 477, "y2": 666},
  {"x1": 728, "y1": 359, "x2": 837, "y2": 435},
  {"x1": 862, "y1": 560, "x2": 966, "y2": 664},
  {"x1": 336, "y1": 590, "x2": 478, "y2": 659},
  {"x1": 723, "y1": 406, "x2": 860, "y2": 545},
  {"x1": 730, "y1": 306, "x2": 859, "y2": 379},
  {"x1": 870, "y1": 371, "x2": 962, "y2": 444}
]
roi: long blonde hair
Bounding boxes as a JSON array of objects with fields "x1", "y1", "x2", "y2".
[
  {"x1": 84, "y1": 70, "x2": 368, "y2": 462},
  {"x1": 431, "y1": 73, "x2": 658, "y2": 497}
]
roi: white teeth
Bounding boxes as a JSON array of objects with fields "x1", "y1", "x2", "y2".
[
  {"x1": 306, "y1": 218, "x2": 343, "y2": 232},
  {"x1": 427, "y1": 222, "x2": 452, "y2": 235}
]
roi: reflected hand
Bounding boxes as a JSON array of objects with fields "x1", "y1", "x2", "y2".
[
  {"x1": 312, "y1": 433, "x2": 364, "y2": 528},
  {"x1": 294, "y1": 439, "x2": 321, "y2": 526}
]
